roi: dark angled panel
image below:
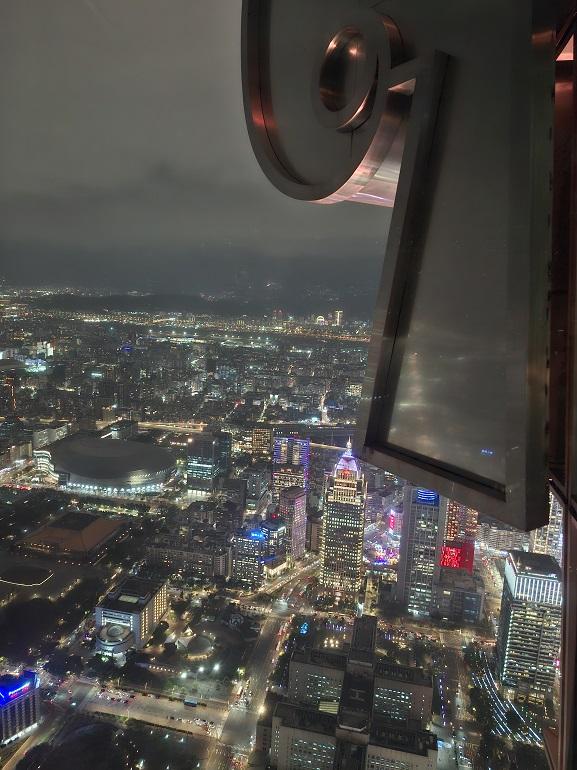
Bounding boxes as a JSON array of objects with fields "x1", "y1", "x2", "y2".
[{"x1": 242, "y1": 0, "x2": 556, "y2": 529}]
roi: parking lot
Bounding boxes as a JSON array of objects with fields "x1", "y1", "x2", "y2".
[{"x1": 80, "y1": 685, "x2": 227, "y2": 738}]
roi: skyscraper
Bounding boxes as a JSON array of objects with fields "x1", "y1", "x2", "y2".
[
  {"x1": 530, "y1": 492, "x2": 564, "y2": 565},
  {"x1": 0, "y1": 671, "x2": 40, "y2": 745},
  {"x1": 187, "y1": 431, "x2": 231, "y2": 492},
  {"x1": 232, "y1": 526, "x2": 269, "y2": 587},
  {"x1": 440, "y1": 500, "x2": 477, "y2": 574},
  {"x1": 272, "y1": 432, "x2": 310, "y2": 501},
  {"x1": 319, "y1": 441, "x2": 366, "y2": 595},
  {"x1": 279, "y1": 486, "x2": 307, "y2": 563},
  {"x1": 252, "y1": 427, "x2": 273, "y2": 460},
  {"x1": 497, "y1": 551, "x2": 562, "y2": 701},
  {"x1": 397, "y1": 486, "x2": 447, "y2": 616}
]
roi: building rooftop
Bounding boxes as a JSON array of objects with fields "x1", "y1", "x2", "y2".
[
  {"x1": 274, "y1": 701, "x2": 337, "y2": 738},
  {"x1": 280, "y1": 486, "x2": 306, "y2": 500},
  {"x1": 0, "y1": 670, "x2": 37, "y2": 705},
  {"x1": 292, "y1": 646, "x2": 348, "y2": 671},
  {"x1": 508, "y1": 550, "x2": 562, "y2": 579},
  {"x1": 20, "y1": 510, "x2": 121, "y2": 556},
  {"x1": 369, "y1": 718, "x2": 437, "y2": 756},
  {"x1": 334, "y1": 439, "x2": 361, "y2": 479},
  {"x1": 346, "y1": 615, "x2": 377, "y2": 669},
  {"x1": 338, "y1": 672, "x2": 373, "y2": 732},
  {"x1": 99, "y1": 576, "x2": 166, "y2": 613},
  {"x1": 374, "y1": 660, "x2": 432, "y2": 688},
  {"x1": 48, "y1": 434, "x2": 175, "y2": 480}
]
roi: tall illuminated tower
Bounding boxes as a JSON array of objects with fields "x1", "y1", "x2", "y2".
[
  {"x1": 497, "y1": 551, "x2": 562, "y2": 700},
  {"x1": 272, "y1": 432, "x2": 310, "y2": 501},
  {"x1": 440, "y1": 500, "x2": 477, "y2": 573},
  {"x1": 320, "y1": 441, "x2": 367, "y2": 595},
  {"x1": 279, "y1": 486, "x2": 307, "y2": 563},
  {"x1": 397, "y1": 486, "x2": 447, "y2": 616},
  {"x1": 529, "y1": 492, "x2": 563, "y2": 565}
]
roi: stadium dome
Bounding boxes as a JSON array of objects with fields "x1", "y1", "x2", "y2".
[{"x1": 45, "y1": 435, "x2": 176, "y2": 495}]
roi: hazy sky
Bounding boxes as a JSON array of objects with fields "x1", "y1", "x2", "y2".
[{"x1": 0, "y1": 0, "x2": 389, "y2": 293}]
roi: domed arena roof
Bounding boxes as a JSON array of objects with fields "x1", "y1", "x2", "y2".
[{"x1": 48, "y1": 435, "x2": 175, "y2": 487}]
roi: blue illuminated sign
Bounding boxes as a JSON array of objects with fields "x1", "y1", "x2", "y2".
[
  {"x1": 299, "y1": 622, "x2": 309, "y2": 635},
  {"x1": 416, "y1": 488, "x2": 439, "y2": 505},
  {"x1": 248, "y1": 530, "x2": 265, "y2": 540},
  {"x1": 0, "y1": 672, "x2": 37, "y2": 705}
]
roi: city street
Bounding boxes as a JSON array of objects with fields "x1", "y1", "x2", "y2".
[{"x1": 219, "y1": 613, "x2": 283, "y2": 753}]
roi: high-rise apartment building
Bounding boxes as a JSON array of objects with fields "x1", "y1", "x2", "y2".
[
  {"x1": 0, "y1": 671, "x2": 40, "y2": 745},
  {"x1": 279, "y1": 486, "x2": 307, "y2": 563},
  {"x1": 319, "y1": 441, "x2": 366, "y2": 595},
  {"x1": 497, "y1": 551, "x2": 562, "y2": 701},
  {"x1": 272, "y1": 432, "x2": 310, "y2": 501},
  {"x1": 397, "y1": 487, "x2": 447, "y2": 616},
  {"x1": 530, "y1": 492, "x2": 564, "y2": 565}
]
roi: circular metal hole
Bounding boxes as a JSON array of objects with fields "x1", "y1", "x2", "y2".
[{"x1": 319, "y1": 29, "x2": 368, "y2": 113}]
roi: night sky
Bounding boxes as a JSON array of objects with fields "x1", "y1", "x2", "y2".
[{"x1": 0, "y1": 1, "x2": 389, "y2": 296}]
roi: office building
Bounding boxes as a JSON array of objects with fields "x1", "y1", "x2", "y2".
[
  {"x1": 397, "y1": 485, "x2": 447, "y2": 615},
  {"x1": 147, "y1": 529, "x2": 230, "y2": 578},
  {"x1": 0, "y1": 670, "x2": 40, "y2": 745},
  {"x1": 187, "y1": 431, "x2": 231, "y2": 492},
  {"x1": 252, "y1": 427, "x2": 273, "y2": 460},
  {"x1": 246, "y1": 466, "x2": 270, "y2": 512},
  {"x1": 268, "y1": 700, "x2": 437, "y2": 770},
  {"x1": 497, "y1": 551, "x2": 562, "y2": 701},
  {"x1": 441, "y1": 500, "x2": 477, "y2": 574},
  {"x1": 306, "y1": 511, "x2": 322, "y2": 554},
  {"x1": 272, "y1": 432, "x2": 310, "y2": 501},
  {"x1": 476, "y1": 519, "x2": 530, "y2": 552},
  {"x1": 396, "y1": 487, "x2": 447, "y2": 616},
  {"x1": 431, "y1": 570, "x2": 485, "y2": 624},
  {"x1": 320, "y1": 441, "x2": 366, "y2": 595},
  {"x1": 279, "y1": 486, "x2": 307, "y2": 562},
  {"x1": 95, "y1": 576, "x2": 168, "y2": 655},
  {"x1": 261, "y1": 517, "x2": 287, "y2": 556},
  {"x1": 232, "y1": 526, "x2": 272, "y2": 587},
  {"x1": 530, "y1": 492, "x2": 564, "y2": 565},
  {"x1": 270, "y1": 703, "x2": 337, "y2": 770},
  {"x1": 267, "y1": 615, "x2": 437, "y2": 770},
  {"x1": 288, "y1": 616, "x2": 433, "y2": 725}
]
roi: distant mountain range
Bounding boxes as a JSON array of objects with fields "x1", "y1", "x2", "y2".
[{"x1": 28, "y1": 290, "x2": 376, "y2": 320}]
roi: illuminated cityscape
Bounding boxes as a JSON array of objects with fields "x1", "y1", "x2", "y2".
[
  {"x1": 0, "y1": 0, "x2": 572, "y2": 768},
  {"x1": 0, "y1": 288, "x2": 559, "y2": 770}
]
